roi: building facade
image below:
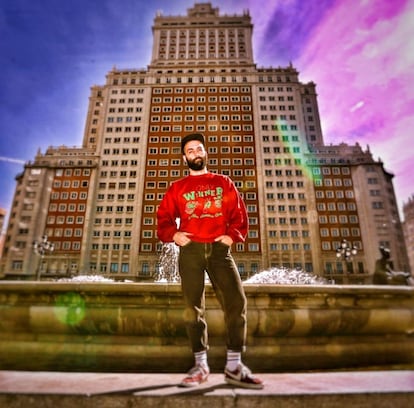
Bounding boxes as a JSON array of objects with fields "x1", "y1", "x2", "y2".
[
  {"x1": 403, "y1": 195, "x2": 414, "y2": 274},
  {"x1": 0, "y1": 3, "x2": 409, "y2": 283}
]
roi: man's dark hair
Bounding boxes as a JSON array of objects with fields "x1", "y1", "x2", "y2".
[{"x1": 181, "y1": 133, "x2": 205, "y2": 153}]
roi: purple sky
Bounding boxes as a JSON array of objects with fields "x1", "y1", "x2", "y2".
[{"x1": 1, "y1": 0, "x2": 413, "y2": 223}]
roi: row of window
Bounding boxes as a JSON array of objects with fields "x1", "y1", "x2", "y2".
[
  {"x1": 263, "y1": 158, "x2": 302, "y2": 166},
  {"x1": 268, "y1": 230, "x2": 309, "y2": 238},
  {"x1": 109, "y1": 74, "x2": 294, "y2": 87},
  {"x1": 319, "y1": 215, "x2": 359, "y2": 223},
  {"x1": 93, "y1": 220, "x2": 133, "y2": 226},
  {"x1": 107, "y1": 107, "x2": 143, "y2": 113},
  {"x1": 101, "y1": 160, "x2": 139, "y2": 166},
  {"x1": 159, "y1": 42, "x2": 245, "y2": 50},
  {"x1": 104, "y1": 126, "x2": 141, "y2": 133},
  {"x1": 96, "y1": 206, "x2": 136, "y2": 214},
  {"x1": 265, "y1": 181, "x2": 305, "y2": 188},
  {"x1": 153, "y1": 75, "x2": 251, "y2": 83},
  {"x1": 260, "y1": 103, "x2": 297, "y2": 111},
  {"x1": 266, "y1": 193, "x2": 306, "y2": 200},
  {"x1": 313, "y1": 167, "x2": 350, "y2": 175},
  {"x1": 104, "y1": 137, "x2": 140, "y2": 144},
  {"x1": 55, "y1": 169, "x2": 91, "y2": 177},
  {"x1": 97, "y1": 193, "x2": 135, "y2": 201},
  {"x1": 158, "y1": 52, "x2": 248, "y2": 59},
  {"x1": 152, "y1": 114, "x2": 253, "y2": 121},
  {"x1": 92, "y1": 230, "x2": 132, "y2": 237},
  {"x1": 53, "y1": 180, "x2": 89, "y2": 189},
  {"x1": 261, "y1": 115, "x2": 297, "y2": 122},
  {"x1": 100, "y1": 170, "x2": 138, "y2": 177},
  {"x1": 102, "y1": 148, "x2": 139, "y2": 155},
  {"x1": 266, "y1": 136, "x2": 300, "y2": 143},
  {"x1": 316, "y1": 202, "x2": 358, "y2": 212},
  {"x1": 48, "y1": 204, "x2": 86, "y2": 212},
  {"x1": 148, "y1": 124, "x2": 253, "y2": 133},
  {"x1": 47, "y1": 216, "x2": 85, "y2": 224},
  {"x1": 159, "y1": 28, "x2": 245, "y2": 38},
  {"x1": 258, "y1": 86, "x2": 294, "y2": 93},
  {"x1": 111, "y1": 88, "x2": 145, "y2": 95},
  {"x1": 320, "y1": 228, "x2": 361, "y2": 237},
  {"x1": 314, "y1": 178, "x2": 353, "y2": 187},
  {"x1": 267, "y1": 205, "x2": 307, "y2": 212},
  {"x1": 50, "y1": 192, "x2": 87, "y2": 200},
  {"x1": 267, "y1": 218, "x2": 308, "y2": 225},
  {"x1": 322, "y1": 241, "x2": 362, "y2": 251},
  {"x1": 98, "y1": 182, "x2": 137, "y2": 189},
  {"x1": 262, "y1": 124, "x2": 298, "y2": 131},
  {"x1": 109, "y1": 98, "x2": 144, "y2": 104},
  {"x1": 264, "y1": 146, "x2": 301, "y2": 153},
  {"x1": 269, "y1": 243, "x2": 311, "y2": 251},
  {"x1": 265, "y1": 169, "x2": 303, "y2": 177},
  {"x1": 111, "y1": 77, "x2": 145, "y2": 85},
  {"x1": 317, "y1": 188, "x2": 355, "y2": 199},
  {"x1": 89, "y1": 262, "x2": 130, "y2": 273},
  {"x1": 153, "y1": 86, "x2": 251, "y2": 94},
  {"x1": 91, "y1": 244, "x2": 131, "y2": 250},
  {"x1": 107, "y1": 116, "x2": 142, "y2": 122},
  {"x1": 260, "y1": 94, "x2": 295, "y2": 102},
  {"x1": 48, "y1": 229, "x2": 82, "y2": 238},
  {"x1": 153, "y1": 96, "x2": 252, "y2": 105}
]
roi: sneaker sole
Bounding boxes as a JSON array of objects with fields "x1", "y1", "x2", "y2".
[
  {"x1": 225, "y1": 377, "x2": 264, "y2": 390},
  {"x1": 179, "y1": 377, "x2": 208, "y2": 388}
]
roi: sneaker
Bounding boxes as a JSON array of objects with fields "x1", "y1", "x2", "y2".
[
  {"x1": 180, "y1": 364, "x2": 210, "y2": 387},
  {"x1": 224, "y1": 363, "x2": 264, "y2": 389}
]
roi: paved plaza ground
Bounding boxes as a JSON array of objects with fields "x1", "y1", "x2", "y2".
[{"x1": 1, "y1": 369, "x2": 413, "y2": 407}]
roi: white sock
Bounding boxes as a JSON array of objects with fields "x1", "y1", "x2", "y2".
[
  {"x1": 226, "y1": 350, "x2": 241, "y2": 371},
  {"x1": 194, "y1": 350, "x2": 208, "y2": 368}
]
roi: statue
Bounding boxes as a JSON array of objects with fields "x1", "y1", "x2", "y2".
[{"x1": 373, "y1": 246, "x2": 412, "y2": 285}]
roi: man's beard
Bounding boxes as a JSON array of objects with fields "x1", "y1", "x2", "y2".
[{"x1": 186, "y1": 156, "x2": 206, "y2": 171}]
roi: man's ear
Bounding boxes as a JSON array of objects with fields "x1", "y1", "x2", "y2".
[{"x1": 183, "y1": 155, "x2": 187, "y2": 165}]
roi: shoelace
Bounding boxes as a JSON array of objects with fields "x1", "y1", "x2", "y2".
[{"x1": 188, "y1": 365, "x2": 208, "y2": 376}]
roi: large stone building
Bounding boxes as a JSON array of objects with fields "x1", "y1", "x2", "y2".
[{"x1": 0, "y1": 3, "x2": 409, "y2": 283}]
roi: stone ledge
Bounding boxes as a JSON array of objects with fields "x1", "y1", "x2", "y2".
[
  {"x1": 0, "y1": 371, "x2": 413, "y2": 408},
  {"x1": 1, "y1": 282, "x2": 414, "y2": 372}
]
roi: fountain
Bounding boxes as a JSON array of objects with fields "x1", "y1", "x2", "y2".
[{"x1": 0, "y1": 243, "x2": 413, "y2": 373}]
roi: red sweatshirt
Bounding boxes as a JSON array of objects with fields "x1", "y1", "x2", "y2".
[{"x1": 157, "y1": 172, "x2": 248, "y2": 244}]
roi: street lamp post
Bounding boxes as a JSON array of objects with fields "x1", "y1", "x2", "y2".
[
  {"x1": 336, "y1": 239, "x2": 358, "y2": 282},
  {"x1": 336, "y1": 239, "x2": 358, "y2": 262},
  {"x1": 32, "y1": 235, "x2": 55, "y2": 281}
]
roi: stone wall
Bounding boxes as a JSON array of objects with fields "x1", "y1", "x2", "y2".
[{"x1": 0, "y1": 282, "x2": 413, "y2": 372}]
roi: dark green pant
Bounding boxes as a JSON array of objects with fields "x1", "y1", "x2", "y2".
[{"x1": 178, "y1": 241, "x2": 247, "y2": 353}]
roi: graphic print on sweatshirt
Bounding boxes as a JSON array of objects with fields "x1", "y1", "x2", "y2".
[{"x1": 182, "y1": 184, "x2": 224, "y2": 220}]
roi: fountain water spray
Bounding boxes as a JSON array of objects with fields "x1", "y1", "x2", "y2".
[
  {"x1": 155, "y1": 242, "x2": 181, "y2": 283},
  {"x1": 244, "y1": 267, "x2": 330, "y2": 285},
  {"x1": 154, "y1": 242, "x2": 330, "y2": 285}
]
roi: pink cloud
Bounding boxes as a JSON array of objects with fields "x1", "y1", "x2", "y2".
[{"x1": 296, "y1": 0, "x2": 414, "y2": 212}]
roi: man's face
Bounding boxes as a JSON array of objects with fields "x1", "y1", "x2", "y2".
[{"x1": 183, "y1": 140, "x2": 207, "y2": 171}]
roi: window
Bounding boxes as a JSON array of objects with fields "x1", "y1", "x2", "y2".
[{"x1": 121, "y1": 263, "x2": 129, "y2": 273}]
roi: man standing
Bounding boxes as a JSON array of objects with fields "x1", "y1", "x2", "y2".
[{"x1": 157, "y1": 133, "x2": 263, "y2": 389}]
